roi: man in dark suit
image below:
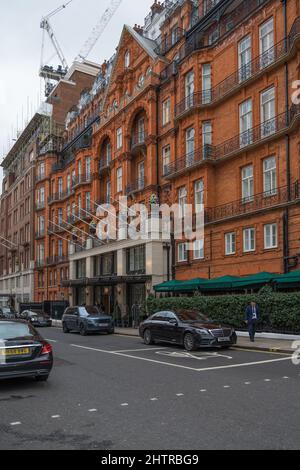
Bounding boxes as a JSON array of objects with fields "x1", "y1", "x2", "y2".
[{"x1": 245, "y1": 301, "x2": 260, "y2": 342}]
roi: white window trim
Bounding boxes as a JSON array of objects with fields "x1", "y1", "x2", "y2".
[{"x1": 243, "y1": 228, "x2": 256, "y2": 253}]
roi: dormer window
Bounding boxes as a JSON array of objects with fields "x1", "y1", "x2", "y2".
[
  {"x1": 125, "y1": 50, "x2": 130, "y2": 68},
  {"x1": 138, "y1": 75, "x2": 145, "y2": 88}
]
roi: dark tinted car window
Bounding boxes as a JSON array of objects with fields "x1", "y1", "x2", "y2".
[
  {"x1": 165, "y1": 312, "x2": 177, "y2": 321},
  {"x1": 0, "y1": 323, "x2": 35, "y2": 340},
  {"x1": 151, "y1": 313, "x2": 168, "y2": 322},
  {"x1": 82, "y1": 307, "x2": 100, "y2": 316},
  {"x1": 176, "y1": 310, "x2": 210, "y2": 323}
]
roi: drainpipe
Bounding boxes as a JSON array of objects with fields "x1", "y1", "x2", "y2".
[{"x1": 282, "y1": 0, "x2": 291, "y2": 272}]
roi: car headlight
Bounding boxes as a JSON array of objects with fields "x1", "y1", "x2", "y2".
[{"x1": 196, "y1": 329, "x2": 211, "y2": 337}]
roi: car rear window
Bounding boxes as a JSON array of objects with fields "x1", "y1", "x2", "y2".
[{"x1": 0, "y1": 323, "x2": 35, "y2": 340}]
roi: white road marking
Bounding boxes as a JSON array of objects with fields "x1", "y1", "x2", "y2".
[
  {"x1": 88, "y1": 409, "x2": 97, "y2": 413},
  {"x1": 283, "y1": 376, "x2": 289, "y2": 379},
  {"x1": 156, "y1": 350, "x2": 233, "y2": 361},
  {"x1": 46, "y1": 340, "x2": 57, "y2": 343},
  {"x1": 264, "y1": 379, "x2": 271, "y2": 382},
  {"x1": 10, "y1": 422, "x2": 21, "y2": 426},
  {"x1": 223, "y1": 385, "x2": 231, "y2": 389},
  {"x1": 176, "y1": 393, "x2": 184, "y2": 397},
  {"x1": 244, "y1": 382, "x2": 251, "y2": 385},
  {"x1": 150, "y1": 398, "x2": 158, "y2": 401},
  {"x1": 200, "y1": 389, "x2": 207, "y2": 393},
  {"x1": 121, "y1": 403, "x2": 129, "y2": 407},
  {"x1": 112, "y1": 347, "x2": 166, "y2": 353},
  {"x1": 51, "y1": 415, "x2": 60, "y2": 419},
  {"x1": 70, "y1": 344, "x2": 293, "y2": 373}
]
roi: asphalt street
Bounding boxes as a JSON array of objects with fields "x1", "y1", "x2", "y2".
[{"x1": 0, "y1": 327, "x2": 299, "y2": 450}]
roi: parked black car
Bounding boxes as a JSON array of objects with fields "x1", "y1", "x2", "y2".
[
  {"x1": 0, "y1": 320, "x2": 53, "y2": 382},
  {"x1": 19, "y1": 310, "x2": 52, "y2": 328},
  {"x1": 62, "y1": 306, "x2": 115, "y2": 336},
  {"x1": 0, "y1": 307, "x2": 17, "y2": 319},
  {"x1": 139, "y1": 310, "x2": 237, "y2": 351}
]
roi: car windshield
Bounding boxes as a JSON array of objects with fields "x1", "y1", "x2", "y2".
[
  {"x1": 176, "y1": 310, "x2": 211, "y2": 323},
  {"x1": 2, "y1": 308, "x2": 13, "y2": 315},
  {"x1": 0, "y1": 323, "x2": 35, "y2": 340},
  {"x1": 81, "y1": 306, "x2": 101, "y2": 317}
]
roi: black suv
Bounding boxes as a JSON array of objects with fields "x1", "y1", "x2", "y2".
[{"x1": 62, "y1": 306, "x2": 115, "y2": 336}]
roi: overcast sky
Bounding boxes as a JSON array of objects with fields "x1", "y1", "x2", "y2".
[{"x1": 0, "y1": 0, "x2": 154, "y2": 190}]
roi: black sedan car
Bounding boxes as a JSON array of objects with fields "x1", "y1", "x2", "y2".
[
  {"x1": 20, "y1": 310, "x2": 52, "y2": 327},
  {"x1": 0, "y1": 320, "x2": 53, "y2": 382},
  {"x1": 62, "y1": 306, "x2": 115, "y2": 336},
  {"x1": 139, "y1": 310, "x2": 237, "y2": 351}
]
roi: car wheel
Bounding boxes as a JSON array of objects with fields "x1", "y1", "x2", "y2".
[
  {"x1": 184, "y1": 333, "x2": 197, "y2": 352},
  {"x1": 35, "y1": 375, "x2": 49, "y2": 382},
  {"x1": 62, "y1": 323, "x2": 70, "y2": 334},
  {"x1": 143, "y1": 329, "x2": 154, "y2": 345},
  {"x1": 80, "y1": 324, "x2": 87, "y2": 336}
]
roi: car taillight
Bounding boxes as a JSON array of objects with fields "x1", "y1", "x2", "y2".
[{"x1": 41, "y1": 343, "x2": 52, "y2": 356}]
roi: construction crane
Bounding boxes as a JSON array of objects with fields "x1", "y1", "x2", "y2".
[
  {"x1": 40, "y1": 1, "x2": 73, "y2": 96},
  {"x1": 75, "y1": 0, "x2": 123, "y2": 62}
]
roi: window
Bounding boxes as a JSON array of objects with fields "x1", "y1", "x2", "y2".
[
  {"x1": 202, "y1": 63, "x2": 212, "y2": 104},
  {"x1": 138, "y1": 75, "x2": 145, "y2": 87},
  {"x1": 85, "y1": 192, "x2": 91, "y2": 212},
  {"x1": 137, "y1": 118, "x2": 145, "y2": 143},
  {"x1": 178, "y1": 187, "x2": 187, "y2": 216},
  {"x1": 127, "y1": 245, "x2": 145, "y2": 274},
  {"x1": 264, "y1": 223, "x2": 278, "y2": 249},
  {"x1": 193, "y1": 239, "x2": 204, "y2": 260},
  {"x1": 58, "y1": 178, "x2": 63, "y2": 196},
  {"x1": 67, "y1": 174, "x2": 71, "y2": 192},
  {"x1": 242, "y1": 165, "x2": 254, "y2": 202},
  {"x1": 186, "y1": 127, "x2": 195, "y2": 166},
  {"x1": 240, "y1": 99, "x2": 253, "y2": 147},
  {"x1": 194, "y1": 180, "x2": 204, "y2": 209},
  {"x1": 125, "y1": 50, "x2": 130, "y2": 68},
  {"x1": 243, "y1": 228, "x2": 256, "y2": 252},
  {"x1": 261, "y1": 87, "x2": 276, "y2": 137},
  {"x1": 58, "y1": 239, "x2": 63, "y2": 258},
  {"x1": 162, "y1": 98, "x2": 171, "y2": 125},
  {"x1": 178, "y1": 243, "x2": 188, "y2": 262},
  {"x1": 58, "y1": 208, "x2": 63, "y2": 225},
  {"x1": 106, "y1": 181, "x2": 111, "y2": 204},
  {"x1": 117, "y1": 167, "x2": 123, "y2": 192},
  {"x1": 85, "y1": 156, "x2": 91, "y2": 179},
  {"x1": 116, "y1": 127, "x2": 123, "y2": 149},
  {"x1": 185, "y1": 71, "x2": 194, "y2": 108},
  {"x1": 162, "y1": 145, "x2": 171, "y2": 176},
  {"x1": 138, "y1": 162, "x2": 145, "y2": 189},
  {"x1": 202, "y1": 121, "x2": 212, "y2": 158},
  {"x1": 225, "y1": 232, "x2": 236, "y2": 255},
  {"x1": 238, "y1": 35, "x2": 252, "y2": 82},
  {"x1": 260, "y1": 18, "x2": 274, "y2": 68},
  {"x1": 264, "y1": 156, "x2": 277, "y2": 196}
]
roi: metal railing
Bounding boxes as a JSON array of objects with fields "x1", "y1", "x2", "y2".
[
  {"x1": 164, "y1": 145, "x2": 214, "y2": 177},
  {"x1": 125, "y1": 177, "x2": 147, "y2": 195},
  {"x1": 48, "y1": 188, "x2": 75, "y2": 204},
  {"x1": 72, "y1": 173, "x2": 92, "y2": 187},
  {"x1": 47, "y1": 255, "x2": 69, "y2": 266},
  {"x1": 155, "y1": 27, "x2": 185, "y2": 55},
  {"x1": 131, "y1": 132, "x2": 147, "y2": 149},
  {"x1": 35, "y1": 201, "x2": 46, "y2": 211},
  {"x1": 205, "y1": 181, "x2": 300, "y2": 224}
]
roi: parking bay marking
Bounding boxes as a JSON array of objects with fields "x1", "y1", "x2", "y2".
[
  {"x1": 155, "y1": 350, "x2": 233, "y2": 361},
  {"x1": 70, "y1": 344, "x2": 293, "y2": 373}
]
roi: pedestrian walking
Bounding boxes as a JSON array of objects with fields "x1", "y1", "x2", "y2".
[{"x1": 245, "y1": 300, "x2": 260, "y2": 342}]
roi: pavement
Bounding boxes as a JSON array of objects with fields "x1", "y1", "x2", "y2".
[{"x1": 0, "y1": 326, "x2": 300, "y2": 450}]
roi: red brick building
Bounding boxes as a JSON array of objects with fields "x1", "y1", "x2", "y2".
[{"x1": 17, "y1": 0, "x2": 300, "y2": 319}]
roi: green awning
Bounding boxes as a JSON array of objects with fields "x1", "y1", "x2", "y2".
[
  {"x1": 154, "y1": 280, "x2": 187, "y2": 293},
  {"x1": 154, "y1": 278, "x2": 208, "y2": 293},
  {"x1": 199, "y1": 275, "x2": 240, "y2": 291},
  {"x1": 233, "y1": 272, "x2": 280, "y2": 289},
  {"x1": 275, "y1": 270, "x2": 300, "y2": 288}
]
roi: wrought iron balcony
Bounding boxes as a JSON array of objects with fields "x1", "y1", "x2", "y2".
[
  {"x1": 47, "y1": 255, "x2": 69, "y2": 266},
  {"x1": 155, "y1": 27, "x2": 185, "y2": 55},
  {"x1": 165, "y1": 105, "x2": 300, "y2": 179},
  {"x1": 72, "y1": 173, "x2": 92, "y2": 188},
  {"x1": 35, "y1": 201, "x2": 45, "y2": 211},
  {"x1": 36, "y1": 173, "x2": 47, "y2": 183},
  {"x1": 131, "y1": 132, "x2": 147, "y2": 151},
  {"x1": 35, "y1": 260, "x2": 45, "y2": 269},
  {"x1": 35, "y1": 231, "x2": 45, "y2": 240},
  {"x1": 99, "y1": 157, "x2": 112, "y2": 175},
  {"x1": 125, "y1": 177, "x2": 147, "y2": 195},
  {"x1": 175, "y1": 40, "x2": 288, "y2": 117},
  {"x1": 48, "y1": 188, "x2": 75, "y2": 205},
  {"x1": 164, "y1": 145, "x2": 214, "y2": 179},
  {"x1": 205, "y1": 181, "x2": 300, "y2": 224}
]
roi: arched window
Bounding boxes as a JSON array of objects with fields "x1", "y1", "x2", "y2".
[{"x1": 125, "y1": 50, "x2": 130, "y2": 68}]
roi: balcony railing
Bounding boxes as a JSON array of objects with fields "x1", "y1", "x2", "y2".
[
  {"x1": 73, "y1": 173, "x2": 92, "y2": 187},
  {"x1": 35, "y1": 231, "x2": 45, "y2": 239},
  {"x1": 47, "y1": 255, "x2": 69, "y2": 266},
  {"x1": 48, "y1": 188, "x2": 75, "y2": 204},
  {"x1": 175, "y1": 39, "x2": 289, "y2": 117},
  {"x1": 36, "y1": 173, "x2": 46, "y2": 183},
  {"x1": 164, "y1": 146, "x2": 214, "y2": 178},
  {"x1": 131, "y1": 132, "x2": 147, "y2": 150},
  {"x1": 99, "y1": 157, "x2": 112, "y2": 174},
  {"x1": 125, "y1": 177, "x2": 147, "y2": 195},
  {"x1": 35, "y1": 201, "x2": 45, "y2": 211},
  {"x1": 155, "y1": 27, "x2": 185, "y2": 55},
  {"x1": 165, "y1": 105, "x2": 300, "y2": 179},
  {"x1": 205, "y1": 181, "x2": 300, "y2": 224},
  {"x1": 35, "y1": 260, "x2": 45, "y2": 269}
]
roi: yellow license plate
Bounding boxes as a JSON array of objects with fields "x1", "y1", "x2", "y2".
[{"x1": 0, "y1": 348, "x2": 30, "y2": 356}]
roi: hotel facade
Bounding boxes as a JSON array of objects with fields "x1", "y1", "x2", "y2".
[{"x1": 1, "y1": 0, "x2": 300, "y2": 320}]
